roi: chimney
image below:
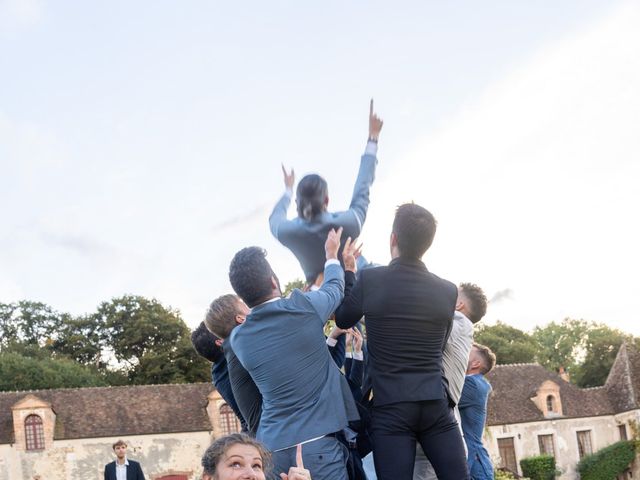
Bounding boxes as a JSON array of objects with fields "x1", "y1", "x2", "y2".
[{"x1": 559, "y1": 366, "x2": 570, "y2": 382}]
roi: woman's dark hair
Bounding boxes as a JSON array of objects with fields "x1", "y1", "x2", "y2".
[{"x1": 296, "y1": 174, "x2": 328, "y2": 220}]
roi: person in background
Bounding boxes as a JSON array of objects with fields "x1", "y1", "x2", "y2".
[
  {"x1": 104, "y1": 439, "x2": 145, "y2": 480},
  {"x1": 459, "y1": 343, "x2": 496, "y2": 480}
]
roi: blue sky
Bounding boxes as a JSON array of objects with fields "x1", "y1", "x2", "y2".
[{"x1": 1, "y1": 0, "x2": 639, "y2": 334}]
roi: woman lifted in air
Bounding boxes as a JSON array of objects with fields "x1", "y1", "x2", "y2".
[{"x1": 269, "y1": 100, "x2": 383, "y2": 286}]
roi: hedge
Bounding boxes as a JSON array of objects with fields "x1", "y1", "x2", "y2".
[
  {"x1": 520, "y1": 455, "x2": 556, "y2": 480},
  {"x1": 577, "y1": 440, "x2": 636, "y2": 480}
]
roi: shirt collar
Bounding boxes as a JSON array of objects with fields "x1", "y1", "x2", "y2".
[{"x1": 116, "y1": 457, "x2": 129, "y2": 466}]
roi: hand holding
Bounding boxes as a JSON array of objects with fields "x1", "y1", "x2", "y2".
[
  {"x1": 282, "y1": 164, "x2": 295, "y2": 190},
  {"x1": 325, "y1": 227, "x2": 343, "y2": 261},
  {"x1": 352, "y1": 328, "x2": 364, "y2": 353},
  {"x1": 368, "y1": 99, "x2": 383, "y2": 142}
]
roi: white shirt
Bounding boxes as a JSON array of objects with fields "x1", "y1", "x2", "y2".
[{"x1": 115, "y1": 457, "x2": 129, "y2": 480}]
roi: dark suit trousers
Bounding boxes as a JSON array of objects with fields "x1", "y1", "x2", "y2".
[{"x1": 371, "y1": 398, "x2": 469, "y2": 480}]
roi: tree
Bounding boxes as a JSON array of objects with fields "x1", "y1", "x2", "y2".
[
  {"x1": 283, "y1": 279, "x2": 305, "y2": 296},
  {"x1": 0, "y1": 351, "x2": 107, "y2": 391},
  {"x1": 531, "y1": 319, "x2": 588, "y2": 376},
  {"x1": 95, "y1": 295, "x2": 209, "y2": 384},
  {"x1": 0, "y1": 301, "x2": 64, "y2": 353},
  {"x1": 474, "y1": 322, "x2": 537, "y2": 365}
]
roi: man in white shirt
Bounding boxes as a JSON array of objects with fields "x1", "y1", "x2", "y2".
[
  {"x1": 413, "y1": 283, "x2": 488, "y2": 480},
  {"x1": 104, "y1": 440, "x2": 145, "y2": 480}
]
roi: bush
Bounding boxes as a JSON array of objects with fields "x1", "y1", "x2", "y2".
[
  {"x1": 495, "y1": 469, "x2": 530, "y2": 480},
  {"x1": 577, "y1": 440, "x2": 636, "y2": 480},
  {"x1": 520, "y1": 455, "x2": 556, "y2": 480}
]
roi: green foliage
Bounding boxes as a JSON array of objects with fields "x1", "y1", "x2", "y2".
[
  {"x1": 283, "y1": 278, "x2": 306, "y2": 296},
  {"x1": 520, "y1": 455, "x2": 556, "y2": 480},
  {"x1": 532, "y1": 319, "x2": 630, "y2": 387},
  {"x1": 495, "y1": 469, "x2": 529, "y2": 480},
  {"x1": 474, "y1": 321, "x2": 537, "y2": 364},
  {"x1": 0, "y1": 351, "x2": 107, "y2": 391},
  {"x1": 577, "y1": 440, "x2": 636, "y2": 480}
]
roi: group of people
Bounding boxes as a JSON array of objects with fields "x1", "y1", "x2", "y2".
[{"x1": 188, "y1": 100, "x2": 497, "y2": 480}]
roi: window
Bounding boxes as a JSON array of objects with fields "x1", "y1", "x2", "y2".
[
  {"x1": 546, "y1": 395, "x2": 555, "y2": 412},
  {"x1": 619, "y1": 424, "x2": 628, "y2": 441},
  {"x1": 25, "y1": 414, "x2": 45, "y2": 451},
  {"x1": 538, "y1": 434, "x2": 555, "y2": 457},
  {"x1": 497, "y1": 437, "x2": 518, "y2": 474},
  {"x1": 577, "y1": 430, "x2": 593, "y2": 459},
  {"x1": 219, "y1": 404, "x2": 241, "y2": 435}
]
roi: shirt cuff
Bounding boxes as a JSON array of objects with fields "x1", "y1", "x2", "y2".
[
  {"x1": 345, "y1": 352, "x2": 352, "y2": 359},
  {"x1": 325, "y1": 259, "x2": 340, "y2": 268},
  {"x1": 326, "y1": 337, "x2": 338, "y2": 347},
  {"x1": 284, "y1": 188, "x2": 293, "y2": 197},
  {"x1": 352, "y1": 351, "x2": 364, "y2": 361},
  {"x1": 364, "y1": 140, "x2": 378, "y2": 156}
]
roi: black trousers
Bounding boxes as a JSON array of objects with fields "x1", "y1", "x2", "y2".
[{"x1": 370, "y1": 398, "x2": 469, "y2": 480}]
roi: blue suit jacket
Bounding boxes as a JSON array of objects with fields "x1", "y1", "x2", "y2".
[
  {"x1": 459, "y1": 374, "x2": 494, "y2": 479},
  {"x1": 269, "y1": 152, "x2": 377, "y2": 283},
  {"x1": 104, "y1": 459, "x2": 145, "y2": 480},
  {"x1": 230, "y1": 262, "x2": 359, "y2": 450}
]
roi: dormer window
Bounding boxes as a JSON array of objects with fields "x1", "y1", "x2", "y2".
[
  {"x1": 25, "y1": 414, "x2": 45, "y2": 451},
  {"x1": 546, "y1": 395, "x2": 556, "y2": 412}
]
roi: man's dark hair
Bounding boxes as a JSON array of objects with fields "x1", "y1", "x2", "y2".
[
  {"x1": 191, "y1": 321, "x2": 224, "y2": 363},
  {"x1": 205, "y1": 294, "x2": 241, "y2": 340},
  {"x1": 460, "y1": 283, "x2": 488, "y2": 324},
  {"x1": 392, "y1": 203, "x2": 437, "y2": 259},
  {"x1": 112, "y1": 439, "x2": 127, "y2": 450},
  {"x1": 296, "y1": 174, "x2": 328, "y2": 220},
  {"x1": 229, "y1": 247, "x2": 276, "y2": 308}
]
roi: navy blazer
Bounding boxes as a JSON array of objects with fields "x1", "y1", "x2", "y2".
[
  {"x1": 230, "y1": 262, "x2": 359, "y2": 451},
  {"x1": 335, "y1": 257, "x2": 457, "y2": 406},
  {"x1": 269, "y1": 151, "x2": 377, "y2": 283},
  {"x1": 104, "y1": 459, "x2": 145, "y2": 480}
]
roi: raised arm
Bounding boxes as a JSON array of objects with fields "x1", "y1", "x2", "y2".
[
  {"x1": 269, "y1": 165, "x2": 295, "y2": 239},
  {"x1": 305, "y1": 228, "x2": 345, "y2": 322},
  {"x1": 348, "y1": 99, "x2": 383, "y2": 232},
  {"x1": 334, "y1": 239, "x2": 365, "y2": 328}
]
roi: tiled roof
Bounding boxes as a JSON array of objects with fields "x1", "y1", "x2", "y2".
[
  {"x1": 0, "y1": 383, "x2": 215, "y2": 444},
  {"x1": 485, "y1": 363, "x2": 615, "y2": 426}
]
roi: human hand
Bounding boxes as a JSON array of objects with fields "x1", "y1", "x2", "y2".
[
  {"x1": 368, "y1": 99, "x2": 383, "y2": 142},
  {"x1": 342, "y1": 237, "x2": 362, "y2": 272},
  {"x1": 352, "y1": 328, "x2": 363, "y2": 353},
  {"x1": 280, "y1": 444, "x2": 311, "y2": 480},
  {"x1": 325, "y1": 227, "x2": 343, "y2": 261},
  {"x1": 282, "y1": 164, "x2": 295, "y2": 191},
  {"x1": 328, "y1": 325, "x2": 350, "y2": 340}
]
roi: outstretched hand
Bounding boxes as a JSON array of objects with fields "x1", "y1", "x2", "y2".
[
  {"x1": 280, "y1": 444, "x2": 311, "y2": 480},
  {"x1": 342, "y1": 236, "x2": 362, "y2": 273},
  {"x1": 325, "y1": 227, "x2": 343, "y2": 261},
  {"x1": 282, "y1": 164, "x2": 295, "y2": 190},
  {"x1": 368, "y1": 99, "x2": 383, "y2": 142}
]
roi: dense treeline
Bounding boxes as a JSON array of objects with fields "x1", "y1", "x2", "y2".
[
  {"x1": 0, "y1": 297, "x2": 210, "y2": 391},
  {"x1": 0, "y1": 294, "x2": 632, "y2": 391},
  {"x1": 475, "y1": 319, "x2": 634, "y2": 387}
]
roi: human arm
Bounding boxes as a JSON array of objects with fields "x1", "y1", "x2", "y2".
[
  {"x1": 458, "y1": 376, "x2": 480, "y2": 410},
  {"x1": 326, "y1": 325, "x2": 347, "y2": 368},
  {"x1": 136, "y1": 461, "x2": 146, "y2": 480},
  {"x1": 348, "y1": 100, "x2": 383, "y2": 232},
  {"x1": 104, "y1": 465, "x2": 109, "y2": 480},
  {"x1": 269, "y1": 165, "x2": 295, "y2": 239}
]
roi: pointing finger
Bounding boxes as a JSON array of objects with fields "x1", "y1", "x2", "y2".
[
  {"x1": 369, "y1": 98, "x2": 374, "y2": 117},
  {"x1": 296, "y1": 443, "x2": 304, "y2": 468}
]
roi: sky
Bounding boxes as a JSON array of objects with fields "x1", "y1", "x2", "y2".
[{"x1": 1, "y1": 0, "x2": 639, "y2": 334}]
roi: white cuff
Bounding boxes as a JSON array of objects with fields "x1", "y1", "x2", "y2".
[
  {"x1": 364, "y1": 141, "x2": 378, "y2": 156},
  {"x1": 325, "y1": 259, "x2": 340, "y2": 268},
  {"x1": 352, "y1": 351, "x2": 364, "y2": 361},
  {"x1": 345, "y1": 352, "x2": 353, "y2": 359},
  {"x1": 326, "y1": 337, "x2": 338, "y2": 347},
  {"x1": 284, "y1": 188, "x2": 293, "y2": 197}
]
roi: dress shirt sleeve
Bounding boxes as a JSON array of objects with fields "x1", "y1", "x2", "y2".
[
  {"x1": 458, "y1": 376, "x2": 479, "y2": 410},
  {"x1": 334, "y1": 270, "x2": 364, "y2": 329},
  {"x1": 327, "y1": 332, "x2": 346, "y2": 368}
]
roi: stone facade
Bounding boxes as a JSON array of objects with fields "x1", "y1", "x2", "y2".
[{"x1": 481, "y1": 343, "x2": 640, "y2": 479}]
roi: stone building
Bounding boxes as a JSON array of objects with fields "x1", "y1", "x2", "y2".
[
  {"x1": 484, "y1": 342, "x2": 640, "y2": 479},
  {"x1": 0, "y1": 382, "x2": 238, "y2": 480}
]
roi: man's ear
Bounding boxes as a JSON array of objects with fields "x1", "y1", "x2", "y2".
[
  {"x1": 324, "y1": 195, "x2": 329, "y2": 207},
  {"x1": 390, "y1": 232, "x2": 398, "y2": 247},
  {"x1": 214, "y1": 338, "x2": 223, "y2": 347},
  {"x1": 235, "y1": 314, "x2": 245, "y2": 325},
  {"x1": 455, "y1": 299, "x2": 465, "y2": 312},
  {"x1": 271, "y1": 276, "x2": 278, "y2": 290}
]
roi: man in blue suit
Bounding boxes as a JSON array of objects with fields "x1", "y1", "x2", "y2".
[
  {"x1": 269, "y1": 100, "x2": 383, "y2": 285},
  {"x1": 459, "y1": 343, "x2": 496, "y2": 480},
  {"x1": 229, "y1": 228, "x2": 359, "y2": 480},
  {"x1": 104, "y1": 440, "x2": 145, "y2": 480}
]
